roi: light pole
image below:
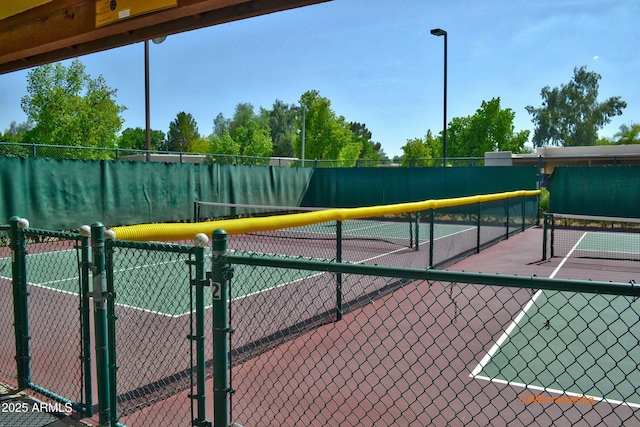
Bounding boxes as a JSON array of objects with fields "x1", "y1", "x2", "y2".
[
  {"x1": 301, "y1": 104, "x2": 306, "y2": 167},
  {"x1": 145, "y1": 36, "x2": 166, "y2": 160},
  {"x1": 430, "y1": 28, "x2": 447, "y2": 167}
]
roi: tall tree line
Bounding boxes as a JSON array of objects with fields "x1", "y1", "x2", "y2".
[{"x1": 1, "y1": 60, "x2": 637, "y2": 163}]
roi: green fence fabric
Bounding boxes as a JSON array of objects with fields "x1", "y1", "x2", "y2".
[
  {"x1": 0, "y1": 158, "x2": 197, "y2": 229},
  {"x1": 0, "y1": 157, "x2": 535, "y2": 230},
  {"x1": 549, "y1": 166, "x2": 640, "y2": 218},
  {"x1": 0, "y1": 158, "x2": 314, "y2": 230},
  {"x1": 301, "y1": 166, "x2": 538, "y2": 207},
  {"x1": 195, "y1": 163, "x2": 314, "y2": 207}
]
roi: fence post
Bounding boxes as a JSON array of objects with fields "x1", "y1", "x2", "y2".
[
  {"x1": 413, "y1": 212, "x2": 420, "y2": 251},
  {"x1": 505, "y1": 197, "x2": 510, "y2": 240},
  {"x1": 78, "y1": 232, "x2": 94, "y2": 417},
  {"x1": 429, "y1": 210, "x2": 435, "y2": 268},
  {"x1": 91, "y1": 223, "x2": 111, "y2": 426},
  {"x1": 336, "y1": 221, "x2": 343, "y2": 321},
  {"x1": 104, "y1": 234, "x2": 119, "y2": 426},
  {"x1": 192, "y1": 234, "x2": 211, "y2": 426},
  {"x1": 476, "y1": 202, "x2": 481, "y2": 254},
  {"x1": 10, "y1": 217, "x2": 30, "y2": 390},
  {"x1": 211, "y1": 230, "x2": 231, "y2": 427},
  {"x1": 521, "y1": 195, "x2": 526, "y2": 232},
  {"x1": 542, "y1": 213, "x2": 549, "y2": 260}
]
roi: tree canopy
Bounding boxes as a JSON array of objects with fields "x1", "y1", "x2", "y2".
[
  {"x1": 400, "y1": 98, "x2": 529, "y2": 164},
  {"x1": 207, "y1": 103, "x2": 273, "y2": 162},
  {"x1": 526, "y1": 66, "x2": 626, "y2": 147},
  {"x1": 6, "y1": 58, "x2": 637, "y2": 164},
  {"x1": 613, "y1": 123, "x2": 640, "y2": 145},
  {"x1": 20, "y1": 59, "x2": 125, "y2": 159},
  {"x1": 297, "y1": 90, "x2": 362, "y2": 166},
  {"x1": 399, "y1": 131, "x2": 440, "y2": 167},
  {"x1": 447, "y1": 97, "x2": 529, "y2": 157},
  {"x1": 167, "y1": 112, "x2": 200, "y2": 152},
  {"x1": 118, "y1": 127, "x2": 166, "y2": 151}
]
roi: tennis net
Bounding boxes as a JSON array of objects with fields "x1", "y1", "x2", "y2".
[
  {"x1": 544, "y1": 213, "x2": 640, "y2": 261},
  {"x1": 194, "y1": 201, "x2": 421, "y2": 266},
  {"x1": 194, "y1": 195, "x2": 539, "y2": 269}
]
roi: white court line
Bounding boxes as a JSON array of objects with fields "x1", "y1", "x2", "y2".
[
  {"x1": 17, "y1": 255, "x2": 193, "y2": 318},
  {"x1": 470, "y1": 232, "x2": 586, "y2": 377},
  {"x1": 469, "y1": 375, "x2": 640, "y2": 409},
  {"x1": 466, "y1": 232, "x2": 637, "y2": 406}
]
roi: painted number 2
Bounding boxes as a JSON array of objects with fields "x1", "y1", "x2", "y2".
[{"x1": 211, "y1": 281, "x2": 222, "y2": 300}]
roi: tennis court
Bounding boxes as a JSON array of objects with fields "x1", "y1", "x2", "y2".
[
  {"x1": 6, "y1": 191, "x2": 640, "y2": 426},
  {"x1": 219, "y1": 226, "x2": 640, "y2": 426},
  {"x1": 472, "y1": 289, "x2": 640, "y2": 407},
  {"x1": 0, "y1": 221, "x2": 480, "y2": 317},
  {"x1": 456, "y1": 225, "x2": 640, "y2": 417}
]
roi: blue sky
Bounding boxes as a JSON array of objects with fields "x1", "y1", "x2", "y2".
[{"x1": 0, "y1": 0, "x2": 638, "y2": 158}]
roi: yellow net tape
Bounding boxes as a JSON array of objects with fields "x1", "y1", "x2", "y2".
[{"x1": 110, "y1": 190, "x2": 540, "y2": 242}]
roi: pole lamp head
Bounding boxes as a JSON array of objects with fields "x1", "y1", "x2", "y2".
[{"x1": 430, "y1": 28, "x2": 447, "y2": 37}]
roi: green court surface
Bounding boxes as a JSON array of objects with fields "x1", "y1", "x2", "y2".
[
  {"x1": 579, "y1": 231, "x2": 640, "y2": 257},
  {"x1": 0, "y1": 249, "x2": 320, "y2": 317},
  {"x1": 0, "y1": 222, "x2": 476, "y2": 317},
  {"x1": 472, "y1": 289, "x2": 640, "y2": 407},
  {"x1": 286, "y1": 218, "x2": 474, "y2": 242}
]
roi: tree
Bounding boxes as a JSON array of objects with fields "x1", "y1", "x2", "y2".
[
  {"x1": 2, "y1": 121, "x2": 33, "y2": 142},
  {"x1": 209, "y1": 131, "x2": 240, "y2": 162},
  {"x1": 118, "y1": 127, "x2": 166, "y2": 151},
  {"x1": 297, "y1": 90, "x2": 358, "y2": 166},
  {"x1": 167, "y1": 112, "x2": 200, "y2": 152},
  {"x1": 526, "y1": 66, "x2": 626, "y2": 147},
  {"x1": 613, "y1": 123, "x2": 640, "y2": 145},
  {"x1": 447, "y1": 97, "x2": 529, "y2": 157},
  {"x1": 212, "y1": 113, "x2": 230, "y2": 138},
  {"x1": 208, "y1": 104, "x2": 273, "y2": 163},
  {"x1": 20, "y1": 59, "x2": 125, "y2": 159},
  {"x1": 349, "y1": 122, "x2": 386, "y2": 164},
  {"x1": 0, "y1": 121, "x2": 34, "y2": 157},
  {"x1": 234, "y1": 121, "x2": 273, "y2": 162},
  {"x1": 263, "y1": 100, "x2": 297, "y2": 157},
  {"x1": 400, "y1": 131, "x2": 440, "y2": 167},
  {"x1": 187, "y1": 137, "x2": 213, "y2": 154},
  {"x1": 229, "y1": 103, "x2": 257, "y2": 140}
]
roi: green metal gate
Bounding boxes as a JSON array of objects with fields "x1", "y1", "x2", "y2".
[{"x1": 9, "y1": 217, "x2": 92, "y2": 416}]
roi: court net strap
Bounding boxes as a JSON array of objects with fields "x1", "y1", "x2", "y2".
[{"x1": 195, "y1": 201, "x2": 327, "y2": 212}]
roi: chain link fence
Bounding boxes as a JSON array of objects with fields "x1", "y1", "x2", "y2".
[
  {"x1": 21, "y1": 228, "x2": 92, "y2": 415},
  {"x1": 3, "y1": 141, "x2": 640, "y2": 170},
  {"x1": 106, "y1": 239, "x2": 208, "y2": 426},
  {"x1": 0, "y1": 224, "x2": 16, "y2": 385},
  {"x1": 3, "y1": 219, "x2": 640, "y2": 426},
  {"x1": 0, "y1": 221, "x2": 92, "y2": 417},
  {"x1": 222, "y1": 252, "x2": 640, "y2": 427}
]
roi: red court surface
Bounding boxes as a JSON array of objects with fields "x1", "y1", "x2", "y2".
[
  {"x1": 105, "y1": 226, "x2": 640, "y2": 426},
  {"x1": 5, "y1": 226, "x2": 639, "y2": 426}
]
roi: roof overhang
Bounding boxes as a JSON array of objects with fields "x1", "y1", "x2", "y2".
[{"x1": 0, "y1": 0, "x2": 329, "y2": 75}]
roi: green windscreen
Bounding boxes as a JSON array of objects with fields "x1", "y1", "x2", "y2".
[{"x1": 549, "y1": 166, "x2": 640, "y2": 218}]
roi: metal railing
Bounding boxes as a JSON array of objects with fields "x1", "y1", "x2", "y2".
[{"x1": 3, "y1": 141, "x2": 640, "y2": 172}]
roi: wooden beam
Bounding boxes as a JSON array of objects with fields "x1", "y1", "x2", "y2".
[{"x1": 0, "y1": 0, "x2": 329, "y2": 75}]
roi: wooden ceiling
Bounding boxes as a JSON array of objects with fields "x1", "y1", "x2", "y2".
[{"x1": 0, "y1": 0, "x2": 328, "y2": 75}]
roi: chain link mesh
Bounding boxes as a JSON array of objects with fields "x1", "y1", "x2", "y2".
[
  {"x1": 0, "y1": 225, "x2": 16, "y2": 384},
  {"x1": 108, "y1": 241, "x2": 206, "y2": 426},
  {"x1": 4, "y1": 219, "x2": 640, "y2": 426},
  {"x1": 25, "y1": 232, "x2": 86, "y2": 402},
  {"x1": 226, "y1": 260, "x2": 640, "y2": 427},
  {"x1": 4, "y1": 141, "x2": 640, "y2": 168}
]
